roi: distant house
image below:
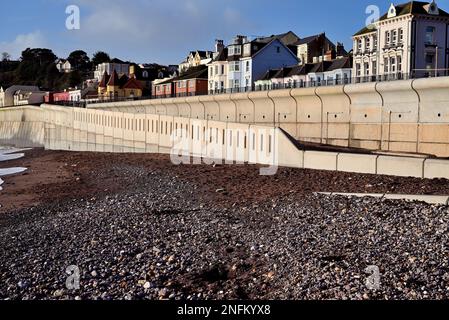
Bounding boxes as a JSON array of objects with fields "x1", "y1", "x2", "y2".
[
  {"x1": 0, "y1": 85, "x2": 45, "y2": 107},
  {"x1": 129, "y1": 63, "x2": 179, "y2": 96},
  {"x1": 94, "y1": 58, "x2": 130, "y2": 81},
  {"x1": 254, "y1": 56, "x2": 352, "y2": 89},
  {"x1": 98, "y1": 70, "x2": 143, "y2": 100},
  {"x1": 208, "y1": 40, "x2": 228, "y2": 94},
  {"x1": 179, "y1": 51, "x2": 213, "y2": 73},
  {"x1": 208, "y1": 32, "x2": 300, "y2": 93},
  {"x1": 152, "y1": 66, "x2": 208, "y2": 98},
  {"x1": 295, "y1": 33, "x2": 347, "y2": 65},
  {"x1": 55, "y1": 59, "x2": 72, "y2": 73},
  {"x1": 307, "y1": 56, "x2": 353, "y2": 86}
]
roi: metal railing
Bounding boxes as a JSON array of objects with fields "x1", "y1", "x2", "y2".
[{"x1": 5, "y1": 70, "x2": 447, "y2": 109}]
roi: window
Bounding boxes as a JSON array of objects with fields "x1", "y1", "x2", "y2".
[
  {"x1": 390, "y1": 57, "x2": 396, "y2": 73},
  {"x1": 215, "y1": 65, "x2": 219, "y2": 75},
  {"x1": 398, "y1": 28, "x2": 404, "y2": 43},
  {"x1": 229, "y1": 61, "x2": 240, "y2": 72},
  {"x1": 229, "y1": 45, "x2": 241, "y2": 56},
  {"x1": 209, "y1": 67, "x2": 213, "y2": 77},
  {"x1": 397, "y1": 56, "x2": 402, "y2": 72},
  {"x1": 426, "y1": 26, "x2": 436, "y2": 44},
  {"x1": 357, "y1": 39, "x2": 362, "y2": 52},
  {"x1": 392, "y1": 30, "x2": 397, "y2": 44},
  {"x1": 142, "y1": 71, "x2": 149, "y2": 78},
  {"x1": 234, "y1": 79, "x2": 240, "y2": 88},
  {"x1": 374, "y1": 35, "x2": 378, "y2": 49},
  {"x1": 365, "y1": 37, "x2": 370, "y2": 51},
  {"x1": 356, "y1": 63, "x2": 361, "y2": 77},
  {"x1": 246, "y1": 61, "x2": 250, "y2": 72},
  {"x1": 221, "y1": 65, "x2": 225, "y2": 74},
  {"x1": 385, "y1": 31, "x2": 390, "y2": 45},
  {"x1": 276, "y1": 46, "x2": 281, "y2": 53},
  {"x1": 372, "y1": 60, "x2": 377, "y2": 75},
  {"x1": 364, "y1": 62, "x2": 370, "y2": 75},
  {"x1": 384, "y1": 57, "x2": 389, "y2": 73}
]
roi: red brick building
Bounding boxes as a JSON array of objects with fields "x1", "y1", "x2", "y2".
[{"x1": 152, "y1": 66, "x2": 208, "y2": 98}]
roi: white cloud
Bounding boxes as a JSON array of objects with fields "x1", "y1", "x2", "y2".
[
  {"x1": 0, "y1": 30, "x2": 47, "y2": 59},
  {"x1": 0, "y1": 31, "x2": 47, "y2": 59},
  {"x1": 62, "y1": 0, "x2": 251, "y2": 64}
]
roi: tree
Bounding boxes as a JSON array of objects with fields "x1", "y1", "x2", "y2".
[
  {"x1": 68, "y1": 70, "x2": 82, "y2": 88},
  {"x1": 92, "y1": 51, "x2": 111, "y2": 66},
  {"x1": 1, "y1": 52, "x2": 11, "y2": 62},
  {"x1": 67, "y1": 50, "x2": 91, "y2": 72},
  {"x1": 20, "y1": 48, "x2": 57, "y2": 65}
]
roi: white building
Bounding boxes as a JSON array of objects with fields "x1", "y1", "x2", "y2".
[
  {"x1": 94, "y1": 58, "x2": 130, "y2": 81},
  {"x1": 0, "y1": 85, "x2": 44, "y2": 107},
  {"x1": 353, "y1": 0, "x2": 449, "y2": 82},
  {"x1": 254, "y1": 57, "x2": 352, "y2": 89},
  {"x1": 208, "y1": 32, "x2": 300, "y2": 93},
  {"x1": 208, "y1": 40, "x2": 228, "y2": 93},
  {"x1": 55, "y1": 59, "x2": 72, "y2": 73},
  {"x1": 308, "y1": 57, "x2": 352, "y2": 86}
]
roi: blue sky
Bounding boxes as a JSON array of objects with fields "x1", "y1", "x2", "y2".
[{"x1": 1, "y1": 0, "x2": 448, "y2": 65}]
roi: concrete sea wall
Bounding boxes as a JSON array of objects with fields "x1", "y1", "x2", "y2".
[
  {"x1": 90, "y1": 77, "x2": 449, "y2": 158},
  {"x1": 2, "y1": 104, "x2": 449, "y2": 179}
]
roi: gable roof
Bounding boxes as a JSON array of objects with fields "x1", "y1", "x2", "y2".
[
  {"x1": 251, "y1": 38, "x2": 299, "y2": 61},
  {"x1": 99, "y1": 71, "x2": 110, "y2": 88},
  {"x1": 354, "y1": 1, "x2": 449, "y2": 36},
  {"x1": 107, "y1": 70, "x2": 120, "y2": 87},
  {"x1": 123, "y1": 76, "x2": 143, "y2": 90}
]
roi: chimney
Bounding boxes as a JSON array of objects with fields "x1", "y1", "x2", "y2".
[
  {"x1": 215, "y1": 39, "x2": 224, "y2": 53},
  {"x1": 336, "y1": 42, "x2": 346, "y2": 57}
]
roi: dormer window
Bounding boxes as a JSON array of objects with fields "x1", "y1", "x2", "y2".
[
  {"x1": 387, "y1": 3, "x2": 397, "y2": 18},
  {"x1": 427, "y1": 1, "x2": 439, "y2": 15}
]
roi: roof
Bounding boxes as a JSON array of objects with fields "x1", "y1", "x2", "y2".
[
  {"x1": 354, "y1": 1, "x2": 449, "y2": 36},
  {"x1": 287, "y1": 64, "x2": 309, "y2": 77},
  {"x1": 273, "y1": 66, "x2": 294, "y2": 79},
  {"x1": 107, "y1": 70, "x2": 120, "y2": 86},
  {"x1": 257, "y1": 69, "x2": 282, "y2": 81},
  {"x1": 99, "y1": 71, "x2": 110, "y2": 88},
  {"x1": 295, "y1": 33, "x2": 324, "y2": 45},
  {"x1": 327, "y1": 56, "x2": 352, "y2": 71},
  {"x1": 110, "y1": 58, "x2": 127, "y2": 64},
  {"x1": 254, "y1": 31, "x2": 301, "y2": 46},
  {"x1": 213, "y1": 48, "x2": 228, "y2": 62},
  {"x1": 123, "y1": 76, "x2": 143, "y2": 90},
  {"x1": 157, "y1": 66, "x2": 208, "y2": 85}
]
